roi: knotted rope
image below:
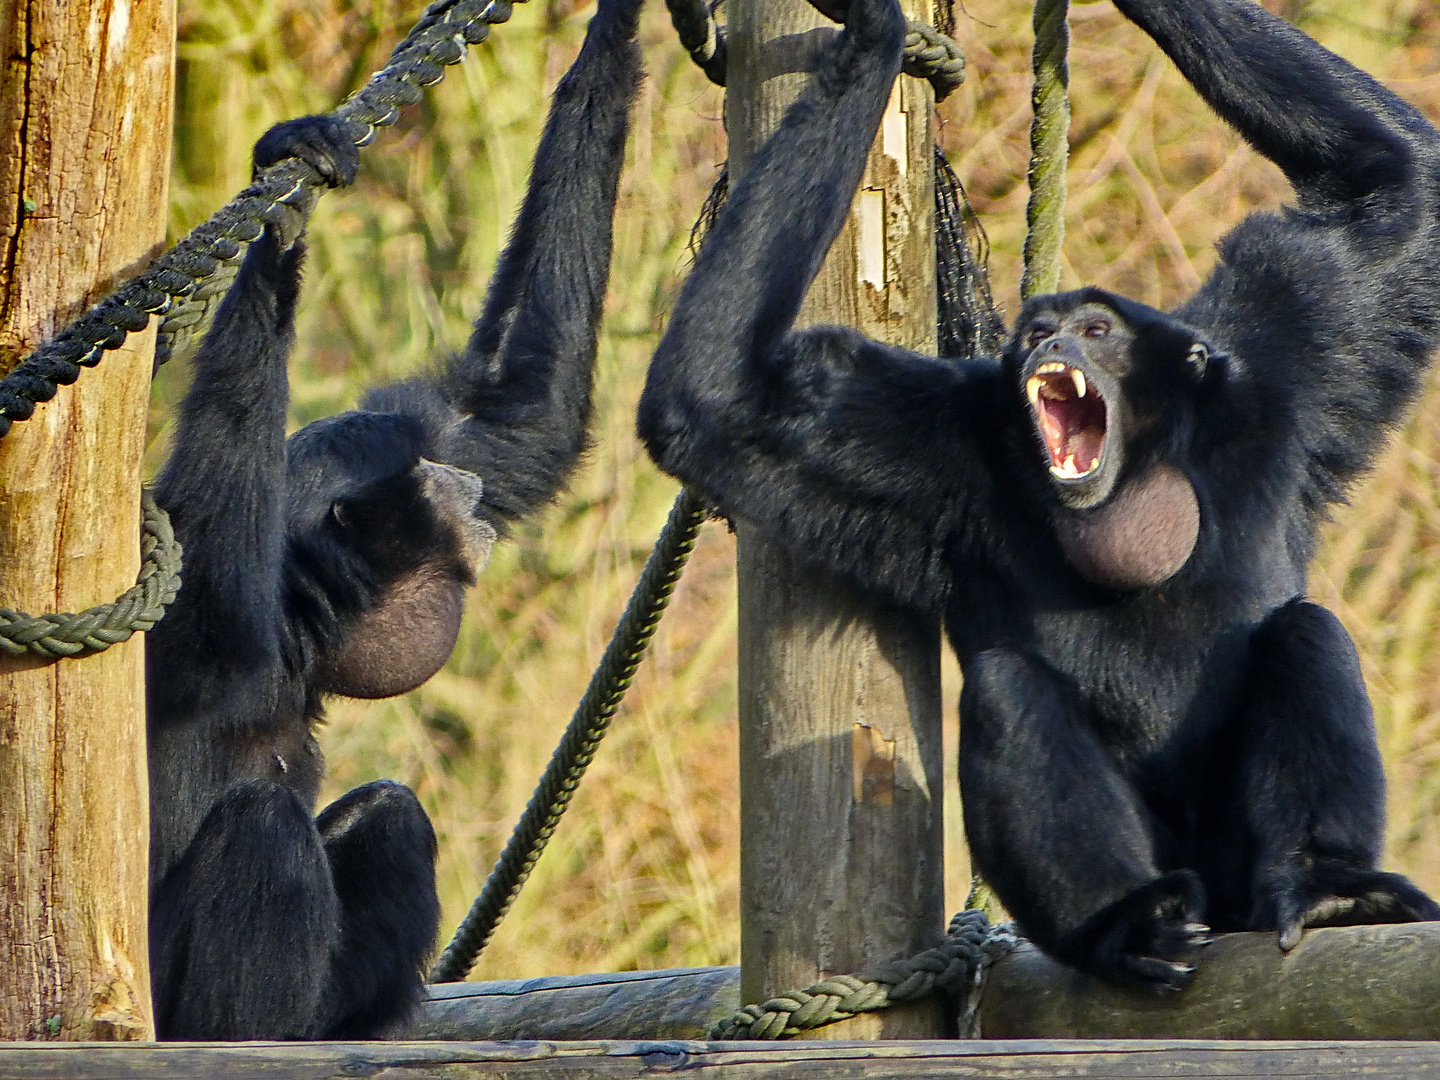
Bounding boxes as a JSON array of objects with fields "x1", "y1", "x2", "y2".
[
  {"x1": 430, "y1": 488, "x2": 711, "y2": 982},
  {"x1": 0, "y1": 0, "x2": 526, "y2": 442},
  {"x1": 0, "y1": 490, "x2": 181, "y2": 659},
  {"x1": 710, "y1": 911, "x2": 1021, "y2": 1039},
  {"x1": 664, "y1": 0, "x2": 967, "y2": 102}
]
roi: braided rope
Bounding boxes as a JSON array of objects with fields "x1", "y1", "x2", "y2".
[
  {"x1": 1020, "y1": 0, "x2": 1069, "y2": 299},
  {"x1": 664, "y1": 0, "x2": 965, "y2": 101},
  {"x1": 0, "y1": 490, "x2": 181, "y2": 659},
  {"x1": 709, "y1": 911, "x2": 1021, "y2": 1039},
  {"x1": 429, "y1": 488, "x2": 711, "y2": 983},
  {"x1": 0, "y1": 0, "x2": 525, "y2": 441},
  {"x1": 900, "y1": 21, "x2": 965, "y2": 102}
]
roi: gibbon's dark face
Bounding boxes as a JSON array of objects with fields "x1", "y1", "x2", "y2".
[
  {"x1": 1008, "y1": 288, "x2": 1214, "y2": 589},
  {"x1": 1016, "y1": 298, "x2": 1136, "y2": 510},
  {"x1": 285, "y1": 410, "x2": 497, "y2": 698}
]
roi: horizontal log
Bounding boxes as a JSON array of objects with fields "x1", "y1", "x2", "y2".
[
  {"x1": 417, "y1": 966, "x2": 742, "y2": 1040},
  {"x1": 979, "y1": 923, "x2": 1440, "y2": 1039},
  {"x1": 4, "y1": 1039, "x2": 1440, "y2": 1079},
  {"x1": 412, "y1": 923, "x2": 1440, "y2": 1042}
]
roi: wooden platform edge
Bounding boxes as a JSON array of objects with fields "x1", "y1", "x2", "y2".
[{"x1": 4, "y1": 1038, "x2": 1440, "y2": 1079}]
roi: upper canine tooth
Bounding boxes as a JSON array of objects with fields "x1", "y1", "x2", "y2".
[
  {"x1": 1071, "y1": 369, "x2": 1087, "y2": 398},
  {"x1": 1026, "y1": 377, "x2": 1041, "y2": 409}
]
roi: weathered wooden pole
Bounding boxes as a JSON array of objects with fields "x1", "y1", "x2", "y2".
[
  {"x1": 726, "y1": 0, "x2": 946, "y2": 1040},
  {"x1": 0, "y1": 0, "x2": 174, "y2": 1041}
]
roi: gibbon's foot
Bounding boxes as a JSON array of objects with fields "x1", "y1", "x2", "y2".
[
  {"x1": 1066, "y1": 870, "x2": 1211, "y2": 992},
  {"x1": 1254, "y1": 863, "x2": 1440, "y2": 951}
]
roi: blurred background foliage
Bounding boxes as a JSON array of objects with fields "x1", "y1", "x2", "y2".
[{"x1": 153, "y1": 0, "x2": 1440, "y2": 979}]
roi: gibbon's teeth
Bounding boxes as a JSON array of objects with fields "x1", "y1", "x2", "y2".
[
  {"x1": 1036, "y1": 361, "x2": 1066, "y2": 375},
  {"x1": 1050, "y1": 453, "x2": 1083, "y2": 480},
  {"x1": 1071, "y1": 368, "x2": 1087, "y2": 398},
  {"x1": 1026, "y1": 377, "x2": 1042, "y2": 409}
]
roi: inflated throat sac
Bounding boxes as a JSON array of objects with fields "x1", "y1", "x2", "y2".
[{"x1": 1053, "y1": 463, "x2": 1199, "y2": 590}]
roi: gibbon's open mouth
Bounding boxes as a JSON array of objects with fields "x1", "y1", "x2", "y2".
[{"x1": 1026, "y1": 361, "x2": 1107, "y2": 480}]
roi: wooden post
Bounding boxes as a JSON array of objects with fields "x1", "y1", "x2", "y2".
[
  {"x1": 0, "y1": 0, "x2": 174, "y2": 1041},
  {"x1": 726, "y1": 0, "x2": 946, "y2": 1040}
]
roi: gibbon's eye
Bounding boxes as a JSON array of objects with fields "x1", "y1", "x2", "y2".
[
  {"x1": 1186, "y1": 342, "x2": 1209, "y2": 380},
  {"x1": 330, "y1": 502, "x2": 349, "y2": 528},
  {"x1": 1026, "y1": 327, "x2": 1054, "y2": 349},
  {"x1": 1082, "y1": 320, "x2": 1110, "y2": 338}
]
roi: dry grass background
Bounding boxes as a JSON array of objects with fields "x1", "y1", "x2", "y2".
[{"x1": 152, "y1": 0, "x2": 1440, "y2": 979}]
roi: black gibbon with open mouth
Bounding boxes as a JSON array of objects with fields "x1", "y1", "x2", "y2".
[
  {"x1": 639, "y1": 0, "x2": 1440, "y2": 989},
  {"x1": 145, "y1": 0, "x2": 644, "y2": 1040}
]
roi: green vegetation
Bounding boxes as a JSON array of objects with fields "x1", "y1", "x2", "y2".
[{"x1": 158, "y1": 0, "x2": 1440, "y2": 980}]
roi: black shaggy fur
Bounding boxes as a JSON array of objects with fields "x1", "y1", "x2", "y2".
[
  {"x1": 146, "y1": 0, "x2": 644, "y2": 1040},
  {"x1": 639, "y1": 0, "x2": 1440, "y2": 989}
]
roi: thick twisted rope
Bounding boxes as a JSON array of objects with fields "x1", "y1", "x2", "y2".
[
  {"x1": 0, "y1": 0, "x2": 525, "y2": 441},
  {"x1": 429, "y1": 488, "x2": 710, "y2": 983},
  {"x1": 900, "y1": 21, "x2": 965, "y2": 103},
  {"x1": 0, "y1": 490, "x2": 181, "y2": 659},
  {"x1": 709, "y1": 911, "x2": 1021, "y2": 1039},
  {"x1": 664, "y1": 0, "x2": 966, "y2": 101},
  {"x1": 1020, "y1": 0, "x2": 1069, "y2": 299}
]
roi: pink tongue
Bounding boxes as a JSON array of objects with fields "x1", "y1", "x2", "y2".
[{"x1": 1071, "y1": 426, "x2": 1104, "y2": 471}]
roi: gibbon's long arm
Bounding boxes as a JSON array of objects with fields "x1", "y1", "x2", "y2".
[
  {"x1": 638, "y1": 0, "x2": 1006, "y2": 612},
  {"x1": 366, "y1": 0, "x2": 645, "y2": 532}
]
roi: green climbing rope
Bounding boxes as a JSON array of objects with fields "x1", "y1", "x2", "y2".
[
  {"x1": 429, "y1": 487, "x2": 711, "y2": 983},
  {"x1": 0, "y1": 489, "x2": 181, "y2": 660},
  {"x1": 1021, "y1": 0, "x2": 1070, "y2": 299}
]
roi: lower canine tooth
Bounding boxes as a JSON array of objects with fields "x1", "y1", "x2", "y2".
[{"x1": 1049, "y1": 452, "x2": 1088, "y2": 480}]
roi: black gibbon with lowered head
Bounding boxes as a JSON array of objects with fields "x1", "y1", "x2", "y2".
[
  {"x1": 639, "y1": 0, "x2": 1440, "y2": 989},
  {"x1": 145, "y1": 0, "x2": 644, "y2": 1040}
]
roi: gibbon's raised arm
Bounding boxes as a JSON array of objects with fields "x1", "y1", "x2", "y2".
[
  {"x1": 365, "y1": 0, "x2": 645, "y2": 532},
  {"x1": 1130, "y1": 0, "x2": 1440, "y2": 510},
  {"x1": 638, "y1": 0, "x2": 1006, "y2": 612},
  {"x1": 149, "y1": 232, "x2": 304, "y2": 729}
]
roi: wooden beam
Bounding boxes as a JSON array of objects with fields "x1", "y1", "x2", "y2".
[
  {"x1": 415, "y1": 967, "x2": 741, "y2": 1041},
  {"x1": 726, "y1": 0, "x2": 947, "y2": 1041},
  {"x1": 408, "y1": 923, "x2": 1440, "y2": 1042},
  {"x1": 979, "y1": 924, "x2": 1440, "y2": 1040},
  {"x1": 0, "y1": 0, "x2": 174, "y2": 1042},
  {"x1": 5, "y1": 1038, "x2": 1440, "y2": 1079}
]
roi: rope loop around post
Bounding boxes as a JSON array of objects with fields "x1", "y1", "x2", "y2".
[
  {"x1": 1020, "y1": 0, "x2": 1070, "y2": 299},
  {"x1": 0, "y1": 490, "x2": 182, "y2": 660}
]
